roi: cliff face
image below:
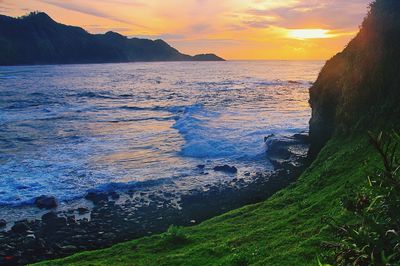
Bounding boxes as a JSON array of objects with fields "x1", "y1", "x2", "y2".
[
  {"x1": 0, "y1": 12, "x2": 224, "y2": 65},
  {"x1": 309, "y1": 0, "x2": 400, "y2": 158}
]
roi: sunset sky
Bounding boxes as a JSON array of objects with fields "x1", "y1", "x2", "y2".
[{"x1": 0, "y1": 0, "x2": 371, "y2": 60}]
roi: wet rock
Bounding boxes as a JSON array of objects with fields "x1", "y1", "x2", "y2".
[
  {"x1": 11, "y1": 221, "x2": 30, "y2": 234},
  {"x1": 293, "y1": 133, "x2": 309, "y2": 143},
  {"x1": 0, "y1": 255, "x2": 18, "y2": 265},
  {"x1": 0, "y1": 219, "x2": 6, "y2": 228},
  {"x1": 264, "y1": 134, "x2": 275, "y2": 142},
  {"x1": 61, "y1": 245, "x2": 77, "y2": 253},
  {"x1": 22, "y1": 235, "x2": 37, "y2": 250},
  {"x1": 34, "y1": 195, "x2": 57, "y2": 209},
  {"x1": 77, "y1": 207, "x2": 89, "y2": 214},
  {"x1": 41, "y1": 211, "x2": 57, "y2": 221},
  {"x1": 103, "y1": 232, "x2": 116, "y2": 239},
  {"x1": 109, "y1": 191, "x2": 120, "y2": 200},
  {"x1": 267, "y1": 141, "x2": 293, "y2": 160},
  {"x1": 42, "y1": 212, "x2": 67, "y2": 230},
  {"x1": 85, "y1": 191, "x2": 109, "y2": 204},
  {"x1": 66, "y1": 216, "x2": 76, "y2": 225},
  {"x1": 197, "y1": 164, "x2": 205, "y2": 169},
  {"x1": 213, "y1": 165, "x2": 238, "y2": 174}
]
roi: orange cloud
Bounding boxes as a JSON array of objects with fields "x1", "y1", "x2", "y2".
[{"x1": 1, "y1": 0, "x2": 371, "y2": 59}]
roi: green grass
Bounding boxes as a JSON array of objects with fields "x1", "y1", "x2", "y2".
[{"x1": 33, "y1": 135, "x2": 382, "y2": 266}]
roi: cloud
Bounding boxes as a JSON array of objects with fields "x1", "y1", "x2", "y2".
[
  {"x1": 156, "y1": 33, "x2": 187, "y2": 40},
  {"x1": 84, "y1": 24, "x2": 133, "y2": 34},
  {"x1": 243, "y1": 20, "x2": 271, "y2": 29},
  {"x1": 37, "y1": 0, "x2": 146, "y2": 27},
  {"x1": 244, "y1": 0, "x2": 369, "y2": 30},
  {"x1": 0, "y1": 0, "x2": 13, "y2": 12},
  {"x1": 132, "y1": 33, "x2": 187, "y2": 41},
  {"x1": 97, "y1": 0, "x2": 147, "y2": 6},
  {"x1": 188, "y1": 23, "x2": 211, "y2": 34},
  {"x1": 241, "y1": 15, "x2": 279, "y2": 29}
]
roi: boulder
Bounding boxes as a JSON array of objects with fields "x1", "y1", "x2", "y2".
[
  {"x1": 85, "y1": 191, "x2": 109, "y2": 204},
  {"x1": 77, "y1": 207, "x2": 89, "y2": 214},
  {"x1": 213, "y1": 165, "x2": 238, "y2": 174},
  {"x1": 42, "y1": 212, "x2": 67, "y2": 230},
  {"x1": 109, "y1": 191, "x2": 120, "y2": 200},
  {"x1": 34, "y1": 195, "x2": 57, "y2": 209},
  {"x1": 0, "y1": 219, "x2": 6, "y2": 228},
  {"x1": 61, "y1": 245, "x2": 77, "y2": 253},
  {"x1": 11, "y1": 221, "x2": 30, "y2": 234}
]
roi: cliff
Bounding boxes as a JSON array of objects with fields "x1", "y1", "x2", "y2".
[
  {"x1": 309, "y1": 0, "x2": 400, "y2": 158},
  {"x1": 0, "y1": 12, "x2": 224, "y2": 65}
]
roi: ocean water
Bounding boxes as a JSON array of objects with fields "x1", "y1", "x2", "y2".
[{"x1": 0, "y1": 61, "x2": 323, "y2": 207}]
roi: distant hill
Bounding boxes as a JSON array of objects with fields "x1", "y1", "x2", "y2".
[{"x1": 0, "y1": 12, "x2": 225, "y2": 66}]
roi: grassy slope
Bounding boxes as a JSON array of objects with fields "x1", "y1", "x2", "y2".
[{"x1": 33, "y1": 135, "x2": 382, "y2": 266}]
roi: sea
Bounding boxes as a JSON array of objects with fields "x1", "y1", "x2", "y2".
[{"x1": 0, "y1": 60, "x2": 323, "y2": 210}]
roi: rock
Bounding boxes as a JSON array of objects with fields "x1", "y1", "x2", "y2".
[
  {"x1": 66, "y1": 215, "x2": 76, "y2": 225},
  {"x1": 213, "y1": 165, "x2": 238, "y2": 174},
  {"x1": 292, "y1": 133, "x2": 309, "y2": 143},
  {"x1": 264, "y1": 134, "x2": 275, "y2": 142},
  {"x1": 85, "y1": 191, "x2": 109, "y2": 203},
  {"x1": 109, "y1": 191, "x2": 120, "y2": 200},
  {"x1": 42, "y1": 212, "x2": 67, "y2": 229},
  {"x1": 11, "y1": 221, "x2": 30, "y2": 234},
  {"x1": 196, "y1": 164, "x2": 205, "y2": 169},
  {"x1": 34, "y1": 195, "x2": 57, "y2": 209},
  {"x1": 103, "y1": 232, "x2": 116, "y2": 239},
  {"x1": 0, "y1": 219, "x2": 6, "y2": 228},
  {"x1": 42, "y1": 211, "x2": 58, "y2": 221},
  {"x1": 22, "y1": 235, "x2": 37, "y2": 250},
  {"x1": 77, "y1": 207, "x2": 89, "y2": 214},
  {"x1": 61, "y1": 245, "x2": 77, "y2": 253},
  {"x1": 266, "y1": 138, "x2": 293, "y2": 160}
]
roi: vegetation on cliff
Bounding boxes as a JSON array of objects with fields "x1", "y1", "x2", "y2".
[
  {"x1": 309, "y1": 0, "x2": 400, "y2": 158},
  {"x1": 324, "y1": 132, "x2": 400, "y2": 265},
  {"x1": 0, "y1": 12, "x2": 224, "y2": 66}
]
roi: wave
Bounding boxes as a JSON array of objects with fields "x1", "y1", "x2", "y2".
[
  {"x1": 171, "y1": 104, "x2": 256, "y2": 159},
  {"x1": 72, "y1": 91, "x2": 117, "y2": 99},
  {"x1": 174, "y1": 79, "x2": 313, "y2": 88}
]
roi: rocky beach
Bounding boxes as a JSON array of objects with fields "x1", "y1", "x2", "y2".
[{"x1": 0, "y1": 133, "x2": 309, "y2": 265}]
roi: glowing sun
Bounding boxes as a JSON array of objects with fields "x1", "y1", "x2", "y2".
[{"x1": 287, "y1": 29, "x2": 336, "y2": 40}]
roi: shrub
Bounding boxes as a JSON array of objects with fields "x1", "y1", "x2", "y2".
[
  {"x1": 323, "y1": 131, "x2": 400, "y2": 265},
  {"x1": 161, "y1": 225, "x2": 189, "y2": 246}
]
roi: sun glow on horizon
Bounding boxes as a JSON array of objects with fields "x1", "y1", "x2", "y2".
[{"x1": 287, "y1": 29, "x2": 336, "y2": 40}]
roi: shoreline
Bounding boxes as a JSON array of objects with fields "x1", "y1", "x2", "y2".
[{"x1": 0, "y1": 134, "x2": 309, "y2": 266}]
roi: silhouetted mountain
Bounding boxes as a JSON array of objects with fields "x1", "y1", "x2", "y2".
[
  {"x1": 309, "y1": 0, "x2": 400, "y2": 158},
  {"x1": 0, "y1": 12, "x2": 225, "y2": 65},
  {"x1": 192, "y1": 54, "x2": 224, "y2": 61}
]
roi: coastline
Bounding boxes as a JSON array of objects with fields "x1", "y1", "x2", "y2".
[{"x1": 0, "y1": 133, "x2": 309, "y2": 265}]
